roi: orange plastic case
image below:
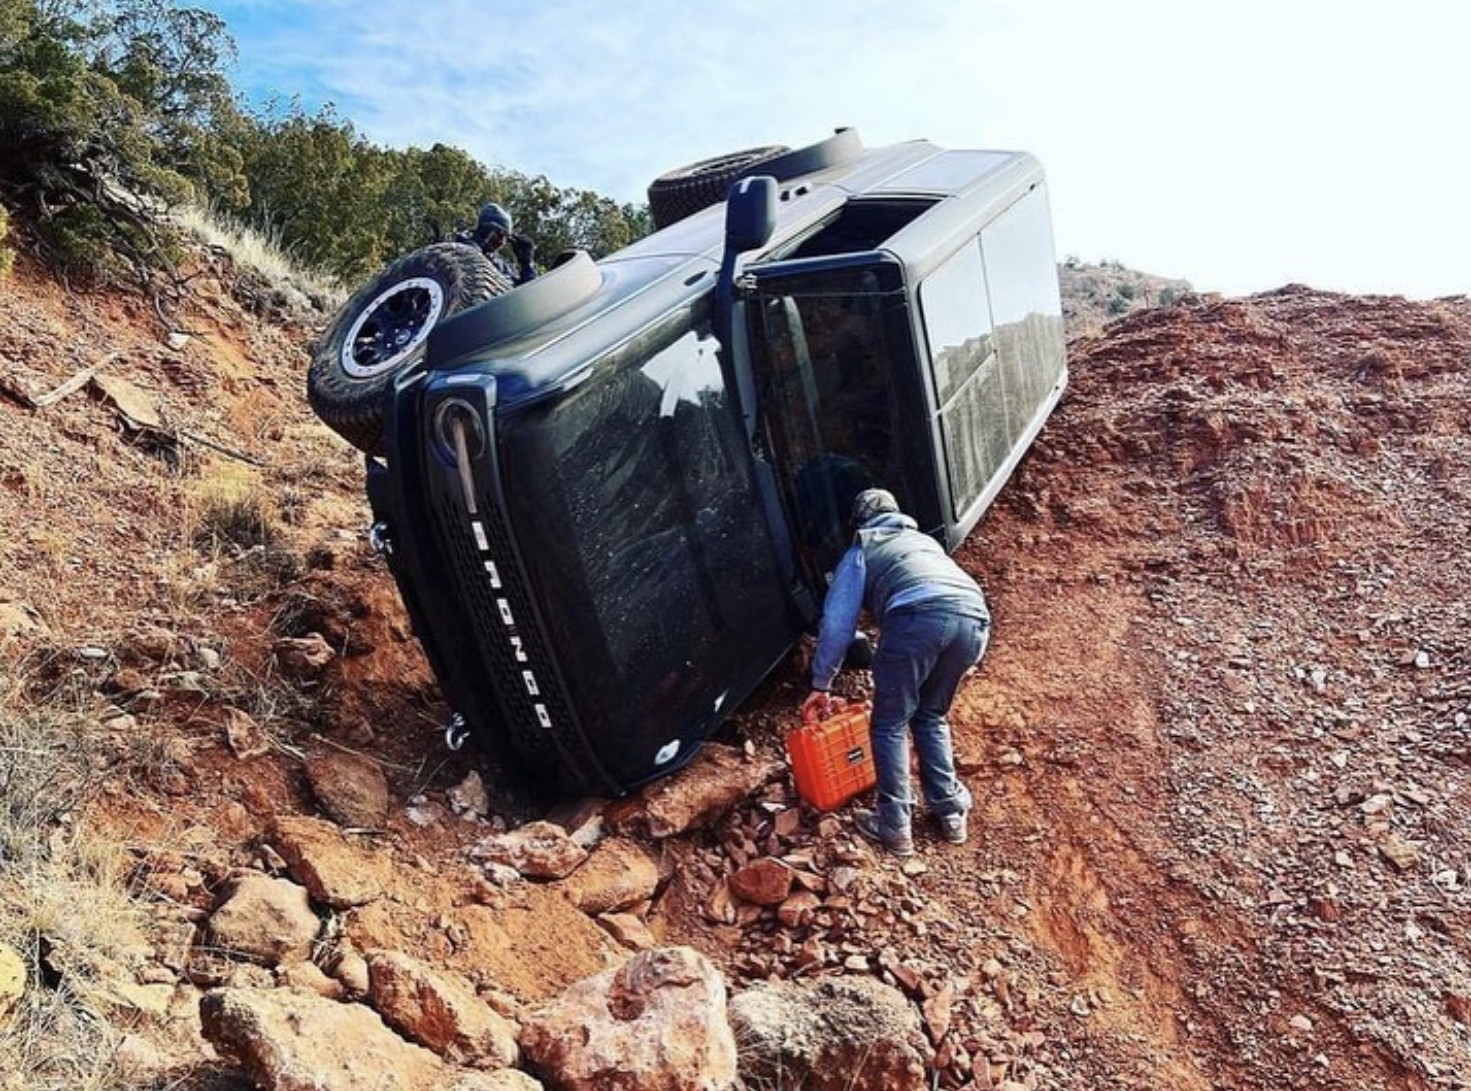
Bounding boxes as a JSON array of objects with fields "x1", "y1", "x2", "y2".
[{"x1": 785, "y1": 700, "x2": 877, "y2": 811}]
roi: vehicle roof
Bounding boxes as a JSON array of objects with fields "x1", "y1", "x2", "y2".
[{"x1": 424, "y1": 134, "x2": 1044, "y2": 409}]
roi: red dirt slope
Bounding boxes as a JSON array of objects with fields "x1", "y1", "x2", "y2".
[
  {"x1": 4, "y1": 249, "x2": 1468, "y2": 1089},
  {"x1": 926, "y1": 286, "x2": 1471, "y2": 1087}
]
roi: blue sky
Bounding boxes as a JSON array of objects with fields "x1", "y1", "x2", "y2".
[{"x1": 202, "y1": 0, "x2": 1469, "y2": 299}]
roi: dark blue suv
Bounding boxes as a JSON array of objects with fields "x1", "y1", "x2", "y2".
[{"x1": 306, "y1": 129, "x2": 1068, "y2": 795}]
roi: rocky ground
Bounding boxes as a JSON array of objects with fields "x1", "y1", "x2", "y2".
[{"x1": 0, "y1": 238, "x2": 1467, "y2": 1091}]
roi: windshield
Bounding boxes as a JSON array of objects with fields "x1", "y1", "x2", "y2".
[
  {"x1": 747, "y1": 261, "x2": 937, "y2": 576},
  {"x1": 497, "y1": 302, "x2": 796, "y2": 786}
]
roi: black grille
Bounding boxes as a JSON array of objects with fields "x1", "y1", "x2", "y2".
[{"x1": 429, "y1": 488, "x2": 578, "y2": 771}]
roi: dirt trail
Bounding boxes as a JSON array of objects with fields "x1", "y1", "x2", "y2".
[{"x1": 4, "y1": 248, "x2": 1469, "y2": 1090}]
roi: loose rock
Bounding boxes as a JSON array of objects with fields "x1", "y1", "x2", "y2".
[
  {"x1": 728, "y1": 858, "x2": 795, "y2": 907},
  {"x1": 520, "y1": 946, "x2": 736, "y2": 1091},
  {"x1": 206, "y1": 873, "x2": 320, "y2": 966},
  {"x1": 222, "y1": 706, "x2": 270, "y2": 760},
  {"x1": 556, "y1": 837, "x2": 660, "y2": 914},
  {"x1": 1378, "y1": 834, "x2": 1421, "y2": 872},
  {"x1": 368, "y1": 950, "x2": 519, "y2": 1069},
  {"x1": 598, "y1": 913, "x2": 658, "y2": 951},
  {"x1": 273, "y1": 632, "x2": 336, "y2": 677},
  {"x1": 637, "y1": 745, "x2": 783, "y2": 839},
  {"x1": 470, "y1": 821, "x2": 587, "y2": 880},
  {"x1": 729, "y1": 976, "x2": 928, "y2": 1091},
  {"x1": 304, "y1": 746, "x2": 391, "y2": 829},
  {"x1": 200, "y1": 986, "x2": 443, "y2": 1091},
  {"x1": 271, "y1": 814, "x2": 389, "y2": 908},
  {"x1": 447, "y1": 770, "x2": 492, "y2": 818}
]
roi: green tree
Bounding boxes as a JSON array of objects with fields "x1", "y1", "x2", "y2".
[
  {"x1": 0, "y1": 0, "x2": 650, "y2": 287},
  {"x1": 492, "y1": 171, "x2": 649, "y2": 259},
  {"x1": 96, "y1": 0, "x2": 247, "y2": 206},
  {"x1": 0, "y1": 0, "x2": 239, "y2": 281},
  {"x1": 378, "y1": 142, "x2": 498, "y2": 254},
  {"x1": 228, "y1": 100, "x2": 427, "y2": 281},
  {"x1": 230, "y1": 101, "x2": 651, "y2": 281}
]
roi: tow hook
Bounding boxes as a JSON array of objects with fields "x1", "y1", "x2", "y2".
[
  {"x1": 444, "y1": 713, "x2": 469, "y2": 752},
  {"x1": 368, "y1": 521, "x2": 395, "y2": 557}
]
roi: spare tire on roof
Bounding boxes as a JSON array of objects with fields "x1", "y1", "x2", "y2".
[
  {"x1": 646, "y1": 129, "x2": 866, "y2": 231},
  {"x1": 646, "y1": 144, "x2": 790, "y2": 230}
]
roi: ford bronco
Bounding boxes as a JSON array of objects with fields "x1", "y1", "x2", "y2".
[{"x1": 306, "y1": 129, "x2": 1068, "y2": 795}]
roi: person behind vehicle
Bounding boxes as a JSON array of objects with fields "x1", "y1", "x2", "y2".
[
  {"x1": 457, "y1": 202, "x2": 538, "y2": 285},
  {"x1": 800, "y1": 488, "x2": 990, "y2": 857}
]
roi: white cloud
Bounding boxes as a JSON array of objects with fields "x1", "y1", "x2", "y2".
[{"x1": 215, "y1": 0, "x2": 1471, "y2": 298}]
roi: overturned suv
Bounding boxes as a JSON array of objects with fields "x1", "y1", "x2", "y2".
[{"x1": 307, "y1": 129, "x2": 1068, "y2": 796}]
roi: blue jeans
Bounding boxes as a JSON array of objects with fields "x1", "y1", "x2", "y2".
[{"x1": 870, "y1": 608, "x2": 988, "y2": 837}]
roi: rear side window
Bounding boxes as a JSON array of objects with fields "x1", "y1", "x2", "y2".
[
  {"x1": 919, "y1": 184, "x2": 1065, "y2": 520},
  {"x1": 981, "y1": 185, "x2": 1066, "y2": 426},
  {"x1": 920, "y1": 239, "x2": 1009, "y2": 517}
]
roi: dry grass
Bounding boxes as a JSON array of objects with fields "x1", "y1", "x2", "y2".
[
  {"x1": 187, "y1": 465, "x2": 302, "y2": 601},
  {"x1": 0, "y1": 669, "x2": 147, "y2": 1091},
  {"x1": 174, "y1": 204, "x2": 343, "y2": 312},
  {"x1": 1, "y1": 205, "x2": 14, "y2": 279}
]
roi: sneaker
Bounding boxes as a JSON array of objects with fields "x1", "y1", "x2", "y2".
[
  {"x1": 937, "y1": 811, "x2": 968, "y2": 845},
  {"x1": 853, "y1": 809, "x2": 915, "y2": 857}
]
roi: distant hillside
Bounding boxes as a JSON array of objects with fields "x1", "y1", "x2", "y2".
[{"x1": 1058, "y1": 258, "x2": 1193, "y2": 340}]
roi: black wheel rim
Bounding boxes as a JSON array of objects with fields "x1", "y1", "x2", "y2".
[{"x1": 340, "y1": 277, "x2": 446, "y2": 379}]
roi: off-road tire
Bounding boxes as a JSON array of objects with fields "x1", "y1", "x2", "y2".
[
  {"x1": 646, "y1": 131, "x2": 866, "y2": 231},
  {"x1": 308, "y1": 243, "x2": 513, "y2": 454},
  {"x1": 647, "y1": 144, "x2": 790, "y2": 230}
]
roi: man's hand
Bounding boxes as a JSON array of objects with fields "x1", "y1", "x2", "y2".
[
  {"x1": 801, "y1": 689, "x2": 832, "y2": 723},
  {"x1": 510, "y1": 232, "x2": 536, "y2": 266}
]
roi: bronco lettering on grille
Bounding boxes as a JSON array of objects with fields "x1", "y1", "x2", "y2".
[{"x1": 468, "y1": 521, "x2": 553, "y2": 731}]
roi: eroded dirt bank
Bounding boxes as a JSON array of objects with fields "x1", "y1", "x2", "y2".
[{"x1": 933, "y1": 287, "x2": 1471, "y2": 1088}]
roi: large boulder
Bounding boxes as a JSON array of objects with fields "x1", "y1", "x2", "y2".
[
  {"x1": 200, "y1": 987, "x2": 443, "y2": 1091},
  {"x1": 520, "y1": 946, "x2": 736, "y2": 1091},
  {"x1": 728, "y1": 976, "x2": 929, "y2": 1091},
  {"x1": 368, "y1": 950, "x2": 519, "y2": 1069}
]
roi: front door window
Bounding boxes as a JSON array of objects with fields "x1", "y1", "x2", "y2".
[{"x1": 747, "y1": 261, "x2": 932, "y2": 576}]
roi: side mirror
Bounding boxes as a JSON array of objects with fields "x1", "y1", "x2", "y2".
[
  {"x1": 725, "y1": 175, "x2": 777, "y2": 254},
  {"x1": 713, "y1": 175, "x2": 776, "y2": 358}
]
